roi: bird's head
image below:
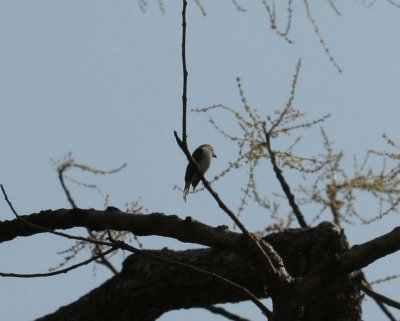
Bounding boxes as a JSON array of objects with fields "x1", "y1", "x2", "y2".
[{"x1": 201, "y1": 144, "x2": 217, "y2": 158}]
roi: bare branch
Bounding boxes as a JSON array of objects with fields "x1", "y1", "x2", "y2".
[
  {"x1": 231, "y1": 0, "x2": 247, "y2": 12},
  {"x1": 304, "y1": 226, "x2": 400, "y2": 293},
  {"x1": 205, "y1": 305, "x2": 252, "y2": 321},
  {"x1": 58, "y1": 168, "x2": 78, "y2": 209},
  {"x1": 1, "y1": 184, "x2": 271, "y2": 317},
  {"x1": 361, "y1": 281, "x2": 400, "y2": 310},
  {"x1": 54, "y1": 157, "x2": 120, "y2": 274},
  {"x1": 174, "y1": 132, "x2": 289, "y2": 286},
  {"x1": 181, "y1": 0, "x2": 188, "y2": 146},
  {"x1": 373, "y1": 300, "x2": 397, "y2": 321},
  {"x1": 302, "y1": 0, "x2": 342, "y2": 73},
  {"x1": 338, "y1": 226, "x2": 400, "y2": 273},
  {"x1": 0, "y1": 247, "x2": 117, "y2": 278},
  {"x1": 117, "y1": 241, "x2": 272, "y2": 318},
  {"x1": 263, "y1": 126, "x2": 308, "y2": 228}
]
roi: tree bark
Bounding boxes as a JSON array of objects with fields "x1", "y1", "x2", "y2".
[{"x1": 35, "y1": 222, "x2": 362, "y2": 321}]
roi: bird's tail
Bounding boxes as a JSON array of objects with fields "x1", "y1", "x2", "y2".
[{"x1": 183, "y1": 182, "x2": 190, "y2": 202}]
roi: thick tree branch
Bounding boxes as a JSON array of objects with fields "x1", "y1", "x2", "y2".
[
  {"x1": 1, "y1": 189, "x2": 270, "y2": 317},
  {"x1": 35, "y1": 228, "x2": 361, "y2": 321},
  {"x1": 35, "y1": 249, "x2": 268, "y2": 321},
  {"x1": 303, "y1": 225, "x2": 400, "y2": 296},
  {"x1": 333, "y1": 226, "x2": 400, "y2": 277},
  {"x1": 117, "y1": 242, "x2": 271, "y2": 318},
  {"x1": 0, "y1": 209, "x2": 243, "y2": 250},
  {"x1": 1, "y1": 210, "x2": 399, "y2": 276}
]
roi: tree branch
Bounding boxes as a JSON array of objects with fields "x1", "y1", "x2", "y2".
[
  {"x1": 1, "y1": 184, "x2": 271, "y2": 317},
  {"x1": 304, "y1": 225, "x2": 400, "y2": 295},
  {"x1": 204, "y1": 305, "x2": 253, "y2": 321},
  {"x1": 361, "y1": 281, "x2": 400, "y2": 310},
  {"x1": 35, "y1": 243, "x2": 361, "y2": 321},
  {"x1": 118, "y1": 242, "x2": 272, "y2": 318},
  {"x1": 1, "y1": 208, "x2": 399, "y2": 278},
  {"x1": 263, "y1": 126, "x2": 308, "y2": 228},
  {"x1": 35, "y1": 249, "x2": 270, "y2": 321},
  {"x1": 57, "y1": 166, "x2": 118, "y2": 274},
  {"x1": 334, "y1": 226, "x2": 400, "y2": 277},
  {"x1": 373, "y1": 299, "x2": 397, "y2": 321},
  {"x1": 174, "y1": 132, "x2": 287, "y2": 284},
  {"x1": 0, "y1": 247, "x2": 117, "y2": 278},
  {"x1": 181, "y1": 0, "x2": 188, "y2": 145}
]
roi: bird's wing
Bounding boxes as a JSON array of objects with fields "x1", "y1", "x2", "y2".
[
  {"x1": 184, "y1": 162, "x2": 195, "y2": 183},
  {"x1": 191, "y1": 147, "x2": 204, "y2": 162}
]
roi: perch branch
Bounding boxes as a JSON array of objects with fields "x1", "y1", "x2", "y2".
[{"x1": 181, "y1": 0, "x2": 188, "y2": 145}]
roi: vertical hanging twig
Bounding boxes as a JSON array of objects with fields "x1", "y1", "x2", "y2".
[{"x1": 181, "y1": 0, "x2": 188, "y2": 146}]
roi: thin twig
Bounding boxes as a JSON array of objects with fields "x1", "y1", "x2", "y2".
[
  {"x1": 58, "y1": 165, "x2": 118, "y2": 274},
  {"x1": 1, "y1": 184, "x2": 110, "y2": 247},
  {"x1": 88, "y1": 229, "x2": 118, "y2": 274},
  {"x1": 175, "y1": 0, "x2": 277, "y2": 276},
  {"x1": 374, "y1": 300, "x2": 397, "y2": 321},
  {"x1": 361, "y1": 281, "x2": 400, "y2": 310},
  {"x1": 58, "y1": 170, "x2": 78, "y2": 208},
  {"x1": 205, "y1": 305, "x2": 252, "y2": 321},
  {"x1": 303, "y1": 0, "x2": 342, "y2": 73},
  {"x1": 263, "y1": 126, "x2": 308, "y2": 228},
  {"x1": 0, "y1": 247, "x2": 117, "y2": 278},
  {"x1": 181, "y1": 0, "x2": 188, "y2": 145}
]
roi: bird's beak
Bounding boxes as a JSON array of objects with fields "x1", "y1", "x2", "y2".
[{"x1": 213, "y1": 154, "x2": 217, "y2": 158}]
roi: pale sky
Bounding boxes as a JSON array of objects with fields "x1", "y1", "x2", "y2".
[{"x1": 0, "y1": 1, "x2": 399, "y2": 320}]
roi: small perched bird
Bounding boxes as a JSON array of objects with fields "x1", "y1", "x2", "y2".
[{"x1": 183, "y1": 144, "x2": 217, "y2": 201}]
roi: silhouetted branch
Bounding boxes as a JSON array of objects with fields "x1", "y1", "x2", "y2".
[
  {"x1": 181, "y1": 0, "x2": 188, "y2": 146},
  {"x1": 57, "y1": 161, "x2": 119, "y2": 274},
  {"x1": 361, "y1": 281, "x2": 400, "y2": 310},
  {"x1": 1, "y1": 204, "x2": 399, "y2": 279},
  {"x1": 117, "y1": 241, "x2": 272, "y2": 318},
  {"x1": 174, "y1": 132, "x2": 289, "y2": 286},
  {"x1": 0, "y1": 247, "x2": 117, "y2": 278},
  {"x1": 263, "y1": 126, "x2": 308, "y2": 228},
  {"x1": 304, "y1": 225, "x2": 400, "y2": 294},
  {"x1": 1, "y1": 184, "x2": 271, "y2": 317},
  {"x1": 373, "y1": 300, "x2": 397, "y2": 321},
  {"x1": 205, "y1": 305, "x2": 252, "y2": 321}
]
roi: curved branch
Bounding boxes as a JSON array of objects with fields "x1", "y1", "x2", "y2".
[
  {"x1": 0, "y1": 208, "x2": 243, "y2": 250},
  {"x1": 1, "y1": 209, "x2": 399, "y2": 276}
]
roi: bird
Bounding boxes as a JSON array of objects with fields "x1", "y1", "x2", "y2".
[{"x1": 183, "y1": 144, "x2": 217, "y2": 201}]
